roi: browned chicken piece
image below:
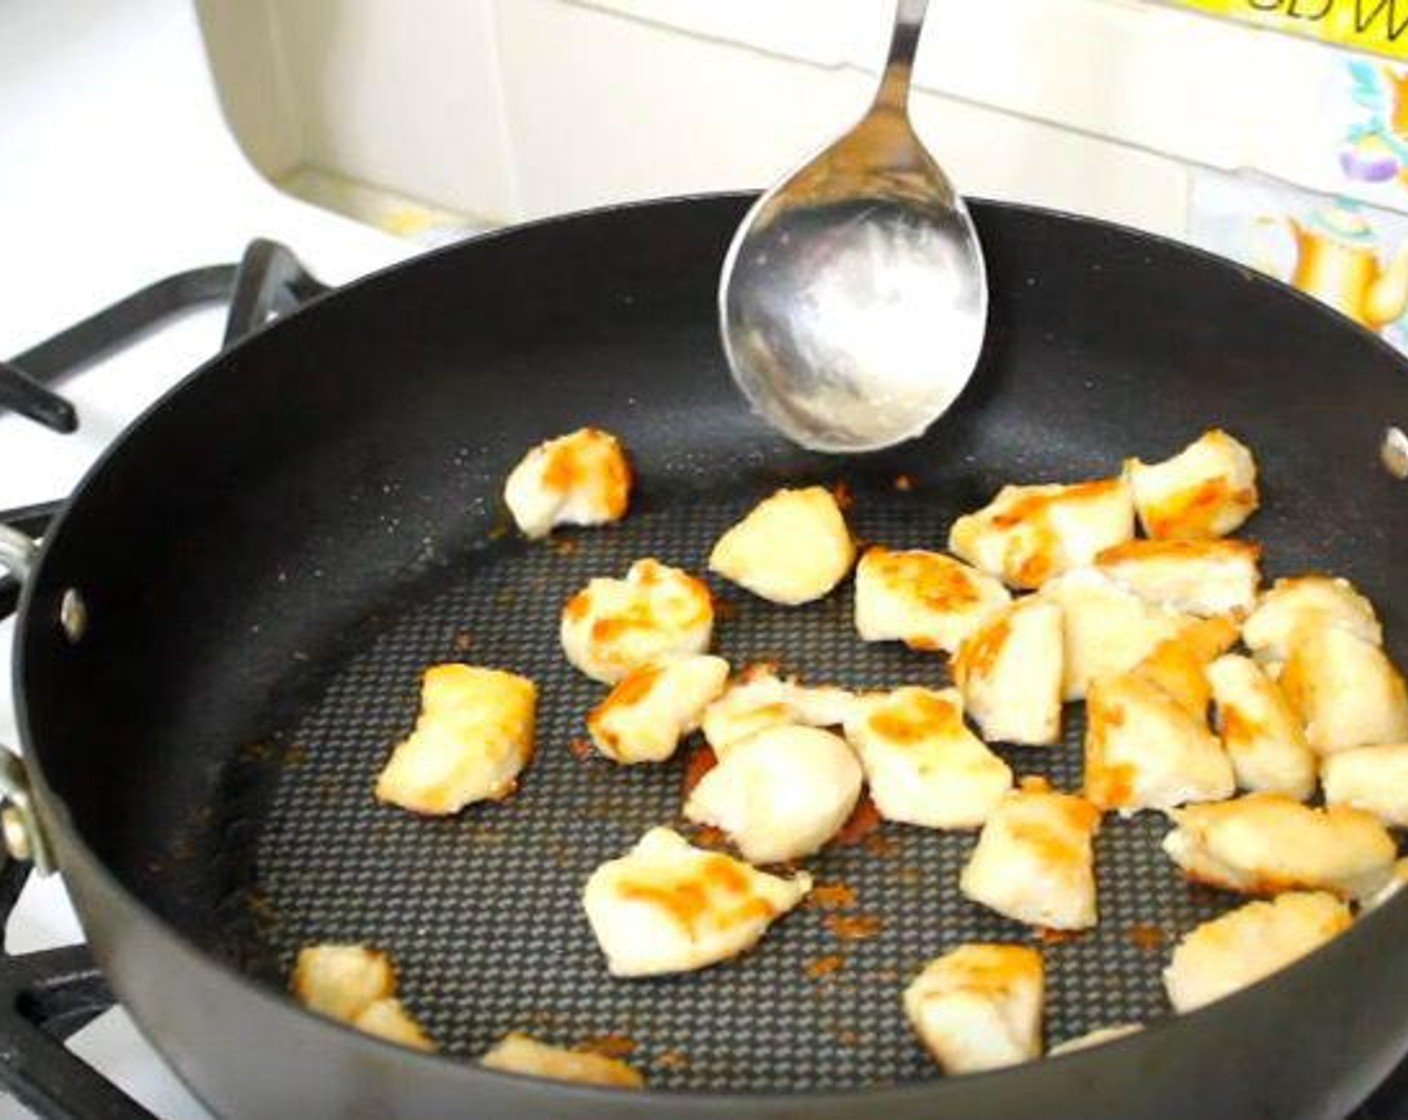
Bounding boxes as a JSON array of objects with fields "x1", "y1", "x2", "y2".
[
  {"x1": 1039, "y1": 569, "x2": 1193, "y2": 701},
  {"x1": 1321, "y1": 743, "x2": 1408, "y2": 827},
  {"x1": 959, "y1": 778, "x2": 1101, "y2": 930},
  {"x1": 503, "y1": 427, "x2": 633, "y2": 539},
  {"x1": 587, "y1": 654, "x2": 730, "y2": 764},
  {"x1": 375, "y1": 665, "x2": 536, "y2": 815},
  {"x1": 290, "y1": 945, "x2": 435, "y2": 1052},
  {"x1": 1241, "y1": 575, "x2": 1382, "y2": 665},
  {"x1": 709, "y1": 486, "x2": 855, "y2": 605},
  {"x1": 854, "y1": 546, "x2": 1011, "y2": 653},
  {"x1": 1095, "y1": 538, "x2": 1260, "y2": 617},
  {"x1": 481, "y1": 1033, "x2": 644, "y2": 1088},
  {"x1": 1084, "y1": 671, "x2": 1233, "y2": 815},
  {"x1": 952, "y1": 597, "x2": 1063, "y2": 746},
  {"x1": 1162, "y1": 793, "x2": 1397, "y2": 901},
  {"x1": 1279, "y1": 627, "x2": 1408, "y2": 754},
  {"x1": 948, "y1": 478, "x2": 1134, "y2": 590},
  {"x1": 904, "y1": 944, "x2": 1045, "y2": 1074},
  {"x1": 1125, "y1": 429, "x2": 1258, "y2": 540},
  {"x1": 1207, "y1": 654, "x2": 1316, "y2": 800},
  {"x1": 1163, "y1": 893, "x2": 1351, "y2": 1013},
  {"x1": 1130, "y1": 615, "x2": 1239, "y2": 718}
]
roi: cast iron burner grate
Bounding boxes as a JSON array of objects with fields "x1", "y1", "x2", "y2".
[{"x1": 0, "y1": 244, "x2": 1404, "y2": 1119}]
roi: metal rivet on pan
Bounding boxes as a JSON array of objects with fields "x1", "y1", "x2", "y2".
[
  {"x1": 2, "y1": 807, "x2": 31, "y2": 863},
  {"x1": 1382, "y1": 427, "x2": 1408, "y2": 479},
  {"x1": 59, "y1": 589, "x2": 87, "y2": 643}
]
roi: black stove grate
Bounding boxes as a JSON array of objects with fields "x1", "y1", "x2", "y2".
[{"x1": 0, "y1": 245, "x2": 1404, "y2": 1118}]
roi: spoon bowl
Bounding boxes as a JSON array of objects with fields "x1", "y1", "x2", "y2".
[{"x1": 719, "y1": 0, "x2": 988, "y2": 453}]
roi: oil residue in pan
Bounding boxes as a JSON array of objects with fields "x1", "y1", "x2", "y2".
[{"x1": 244, "y1": 485, "x2": 1237, "y2": 1091}]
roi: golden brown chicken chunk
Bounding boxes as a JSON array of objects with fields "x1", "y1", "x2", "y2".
[
  {"x1": 1207, "y1": 654, "x2": 1315, "y2": 800},
  {"x1": 854, "y1": 546, "x2": 1011, "y2": 653},
  {"x1": 1125, "y1": 429, "x2": 1258, "y2": 540},
  {"x1": 503, "y1": 427, "x2": 632, "y2": 539},
  {"x1": 904, "y1": 944, "x2": 1044, "y2": 1074},
  {"x1": 1279, "y1": 627, "x2": 1408, "y2": 754},
  {"x1": 290, "y1": 945, "x2": 435, "y2": 1052},
  {"x1": 709, "y1": 486, "x2": 854, "y2": 605},
  {"x1": 1095, "y1": 538, "x2": 1260, "y2": 617},
  {"x1": 952, "y1": 597, "x2": 1063, "y2": 745},
  {"x1": 587, "y1": 654, "x2": 730, "y2": 764},
  {"x1": 375, "y1": 665, "x2": 536, "y2": 815},
  {"x1": 481, "y1": 1033, "x2": 644, "y2": 1088}
]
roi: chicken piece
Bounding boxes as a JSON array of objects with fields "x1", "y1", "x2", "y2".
[
  {"x1": 481, "y1": 1033, "x2": 644, "y2": 1088},
  {"x1": 903, "y1": 944, "x2": 1044, "y2": 1074},
  {"x1": 352, "y1": 999, "x2": 437, "y2": 1052},
  {"x1": 1278, "y1": 627, "x2": 1408, "y2": 754},
  {"x1": 1241, "y1": 575, "x2": 1382, "y2": 664},
  {"x1": 1163, "y1": 794, "x2": 1397, "y2": 900},
  {"x1": 1125, "y1": 429, "x2": 1258, "y2": 540},
  {"x1": 959, "y1": 778, "x2": 1101, "y2": 930},
  {"x1": 1129, "y1": 615, "x2": 1239, "y2": 719},
  {"x1": 1048, "y1": 1024, "x2": 1142, "y2": 1057},
  {"x1": 503, "y1": 427, "x2": 632, "y2": 539},
  {"x1": 854, "y1": 546, "x2": 1011, "y2": 653},
  {"x1": 1084, "y1": 671, "x2": 1234, "y2": 815},
  {"x1": 1322, "y1": 743, "x2": 1408, "y2": 827},
  {"x1": 953, "y1": 598, "x2": 1063, "y2": 745},
  {"x1": 1095, "y1": 539, "x2": 1260, "y2": 618},
  {"x1": 291, "y1": 945, "x2": 395, "y2": 1023},
  {"x1": 1206, "y1": 654, "x2": 1316, "y2": 800},
  {"x1": 843, "y1": 687, "x2": 1012, "y2": 829},
  {"x1": 586, "y1": 654, "x2": 729, "y2": 764},
  {"x1": 1040, "y1": 569, "x2": 1191, "y2": 701},
  {"x1": 949, "y1": 478, "x2": 1134, "y2": 590},
  {"x1": 700, "y1": 665, "x2": 859, "y2": 756},
  {"x1": 1163, "y1": 892, "x2": 1352, "y2": 1013},
  {"x1": 684, "y1": 726, "x2": 863, "y2": 863},
  {"x1": 708, "y1": 486, "x2": 854, "y2": 605},
  {"x1": 1365, "y1": 858, "x2": 1408, "y2": 912},
  {"x1": 582, "y1": 827, "x2": 811, "y2": 977},
  {"x1": 561, "y1": 559, "x2": 714, "y2": 684},
  {"x1": 375, "y1": 665, "x2": 536, "y2": 815},
  {"x1": 290, "y1": 945, "x2": 435, "y2": 1052}
]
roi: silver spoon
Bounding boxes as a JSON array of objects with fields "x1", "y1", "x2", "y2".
[{"x1": 718, "y1": 0, "x2": 988, "y2": 453}]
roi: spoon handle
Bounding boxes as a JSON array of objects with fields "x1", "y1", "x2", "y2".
[{"x1": 874, "y1": 0, "x2": 930, "y2": 115}]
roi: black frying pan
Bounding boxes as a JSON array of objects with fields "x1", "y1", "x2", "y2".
[{"x1": 4, "y1": 194, "x2": 1408, "y2": 1119}]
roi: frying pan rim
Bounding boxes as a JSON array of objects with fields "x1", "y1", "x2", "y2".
[{"x1": 11, "y1": 190, "x2": 1408, "y2": 1106}]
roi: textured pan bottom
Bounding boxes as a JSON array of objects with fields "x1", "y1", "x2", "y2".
[{"x1": 248, "y1": 484, "x2": 1239, "y2": 1091}]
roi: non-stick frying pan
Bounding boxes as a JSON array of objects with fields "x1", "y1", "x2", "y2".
[{"x1": 2, "y1": 194, "x2": 1408, "y2": 1120}]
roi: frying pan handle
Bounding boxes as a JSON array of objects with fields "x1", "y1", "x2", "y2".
[{"x1": 0, "y1": 521, "x2": 56, "y2": 875}]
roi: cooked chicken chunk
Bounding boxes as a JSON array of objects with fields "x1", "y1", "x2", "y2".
[
  {"x1": 1048, "y1": 1024, "x2": 1142, "y2": 1057},
  {"x1": 1084, "y1": 671, "x2": 1234, "y2": 814},
  {"x1": 1163, "y1": 892, "x2": 1352, "y2": 1013},
  {"x1": 708, "y1": 486, "x2": 854, "y2": 605},
  {"x1": 481, "y1": 1033, "x2": 644, "y2": 1088},
  {"x1": 1322, "y1": 743, "x2": 1408, "y2": 827},
  {"x1": 843, "y1": 687, "x2": 1012, "y2": 829},
  {"x1": 1129, "y1": 615, "x2": 1239, "y2": 719},
  {"x1": 1095, "y1": 539, "x2": 1260, "y2": 617},
  {"x1": 1125, "y1": 429, "x2": 1258, "y2": 540},
  {"x1": 582, "y1": 827, "x2": 811, "y2": 977},
  {"x1": 1163, "y1": 794, "x2": 1397, "y2": 900},
  {"x1": 587, "y1": 654, "x2": 730, "y2": 764},
  {"x1": 1207, "y1": 654, "x2": 1316, "y2": 800},
  {"x1": 953, "y1": 597, "x2": 1063, "y2": 745},
  {"x1": 1278, "y1": 627, "x2": 1408, "y2": 754},
  {"x1": 561, "y1": 559, "x2": 714, "y2": 683},
  {"x1": 949, "y1": 478, "x2": 1134, "y2": 590},
  {"x1": 959, "y1": 779, "x2": 1101, "y2": 930},
  {"x1": 290, "y1": 945, "x2": 435, "y2": 1052},
  {"x1": 854, "y1": 546, "x2": 1011, "y2": 653},
  {"x1": 1241, "y1": 575, "x2": 1382, "y2": 664},
  {"x1": 903, "y1": 944, "x2": 1044, "y2": 1074},
  {"x1": 684, "y1": 726, "x2": 863, "y2": 864},
  {"x1": 503, "y1": 427, "x2": 632, "y2": 539},
  {"x1": 700, "y1": 665, "x2": 859, "y2": 756},
  {"x1": 375, "y1": 665, "x2": 536, "y2": 814},
  {"x1": 1040, "y1": 569, "x2": 1191, "y2": 701}
]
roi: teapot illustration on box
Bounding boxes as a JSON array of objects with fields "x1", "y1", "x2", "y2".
[{"x1": 1256, "y1": 204, "x2": 1408, "y2": 333}]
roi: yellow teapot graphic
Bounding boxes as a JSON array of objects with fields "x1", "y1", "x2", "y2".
[{"x1": 1260, "y1": 206, "x2": 1408, "y2": 332}]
